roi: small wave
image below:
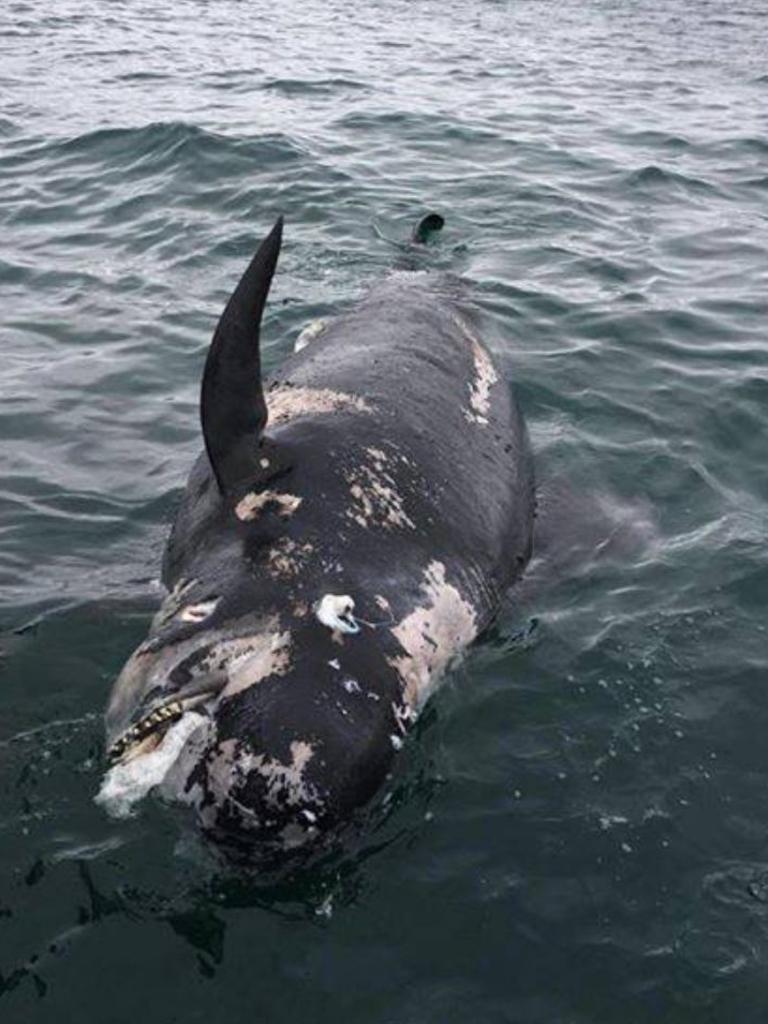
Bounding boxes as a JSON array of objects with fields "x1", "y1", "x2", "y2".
[
  {"x1": 261, "y1": 76, "x2": 370, "y2": 96},
  {"x1": 615, "y1": 128, "x2": 691, "y2": 152},
  {"x1": 5, "y1": 123, "x2": 307, "y2": 183},
  {"x1": 113, "y1": 71, "x2": 172, "y2": 83},
  {"x1": 728, "y1": 136, "x2": 768, "y2": 156},
  {"x1": 0, "y1": 257, "x2": 34, "y2": 285},
  {"x1": 739, "y1": 174, "x2": 768, "y2": 190},
  {"x1": 333, "y1": 109, "x2": 499, "y2": 145},
  {"x1": 625, "y1": 164, "x2": 721, "y2": 197}
]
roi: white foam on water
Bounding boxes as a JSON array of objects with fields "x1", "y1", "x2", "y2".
[{"x1": 95, "y1": 712, "x2": 207, "y2": 819}]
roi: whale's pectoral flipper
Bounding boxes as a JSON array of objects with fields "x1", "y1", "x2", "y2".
[{"x1": 201, "y1": 216, "x2": 283, "y2": 495}]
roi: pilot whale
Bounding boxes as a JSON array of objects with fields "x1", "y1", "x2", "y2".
[{"x1": 98, "y1": 217, "x2": 535, "y2": 857}]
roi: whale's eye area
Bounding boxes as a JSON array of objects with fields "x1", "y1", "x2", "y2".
[{"x1": 178, "y1": 597, "x2": 219, "y2": 623}]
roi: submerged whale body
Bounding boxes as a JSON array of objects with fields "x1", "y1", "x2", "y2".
[{"x1": 99, "y1": 217, "x2": 535, "y2": 857}]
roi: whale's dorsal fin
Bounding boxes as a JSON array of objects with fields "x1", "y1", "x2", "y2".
[{"x1": 201, "y1": 217, "x2": 283, "y2": 495}]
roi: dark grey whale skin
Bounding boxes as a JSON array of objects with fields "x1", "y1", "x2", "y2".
[{"x1": 104, "y1": 221, "x2": 534, "y2": 859}]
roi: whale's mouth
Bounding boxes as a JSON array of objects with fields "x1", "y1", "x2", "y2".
[
  {"x1": 106, "y1": 672, "x2": 227, "y2": 766},
  {"x1": 106, "y1": 700, "x2": 185, "y2": 765},
  {"x1": 97, "y1": 673, "x2": 227, "y2": 819}
]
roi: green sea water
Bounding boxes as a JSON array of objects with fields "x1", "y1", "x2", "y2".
[{"x1": 1, "y1": 1, "x2": 767, "y2": 1020}]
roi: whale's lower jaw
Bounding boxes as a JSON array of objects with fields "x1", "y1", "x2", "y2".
[
  {"x1": 95, "y1": 710, "x2": 212, "y2": 820},
  {"x1": 98, "y1": 705, "x2": 340, "y2": 857}
]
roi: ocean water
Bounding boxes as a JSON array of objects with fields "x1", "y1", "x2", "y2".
[{"x1": 1, "y1": 0, "x2": 767, "y2": 1020}]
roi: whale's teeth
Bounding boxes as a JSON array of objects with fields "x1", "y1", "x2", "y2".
[{"x1": 107, "y1": 701, "x2": 186, "y2": 764}]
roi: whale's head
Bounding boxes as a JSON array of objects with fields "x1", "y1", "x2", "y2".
[
  {"x1": 101, "y1": 559, "x2": 406, "y2": 858},
  {"x1": 98, "y1": 220, "x2": 409, "y2": 859}
]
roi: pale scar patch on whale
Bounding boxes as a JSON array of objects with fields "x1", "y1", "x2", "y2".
[
  {"x1": 203, "y1": 737, "x2": 319, "y2": 826},
  {"x1": 388, "y1": 560, "x2": 477, "y2": 709},
  {"x1": 151, "y1": 577, "x2": 199, "y2": 630},
  {"x1": 248, "y1": 739, "x2": 317, "y2": 810},
  {"x1": 108, "y1": 618, "x2": 277, "y2": 740},
  {"x1": 267, "y1": 386, "x2": 370, "y2": 426},
  {"x1": 267, "y1": 538, "x2": 314, "y2": 579},
  {"x1": 451, "y1": 314, "x2": 499, "y2": 425},
  {"x1": 293, "y1": 318, "x2": 329, "y2": 353},
  {"x1": 107, "y1": 629, "x2": 292, "y2": 801},
  {"x1": 345, "y1": 447, "x2": 415, "y2": 531},
  {"x1": 465, "y1": 338, "x2": 499, "y2": 425},
  {"x1": 235, "y1": 490, "x2": 303, "y2": 521},
  {"x1": 220, "y1": 629, "x2": 292, "y2": 698},
  {"x1": 195, "y1": 739, "x2": 251, "y2": 828}
]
